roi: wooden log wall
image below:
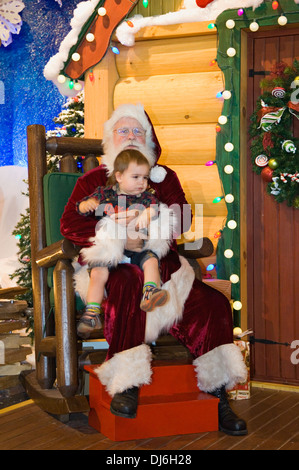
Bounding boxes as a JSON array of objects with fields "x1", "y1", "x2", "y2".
[
  {"x1": 84, "y1": 22, "x2": 227, "y2": 263},
  {"x1": 131, "y1": 0, "x2": 183, "y2": 17}
]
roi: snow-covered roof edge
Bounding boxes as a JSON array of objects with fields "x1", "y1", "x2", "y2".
[{"x1": 43, "y1": 0, "x2": 265, "y2": 96}]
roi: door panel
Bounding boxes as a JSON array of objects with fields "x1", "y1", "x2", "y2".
[{"x1": 247, "y1": 29, "x2": 299, "y2": 385}]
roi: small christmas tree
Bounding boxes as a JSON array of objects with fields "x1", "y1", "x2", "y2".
[
  {"x1": 10, "y1": 92, "x2": 85, "y2": 336},
  {"x1": 47, "y1": 91, "x2": 85, "y2": 171}
]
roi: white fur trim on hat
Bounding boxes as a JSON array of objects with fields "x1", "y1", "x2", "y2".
[
  {"x1": 193, "y1": 343, "x2": 248, "y2": 393},
  {"x1": 150, "y1": 165, "x2": 167, "y2": 183},
  {"x1": 94, "y1": 344, "x2": 152, "y2": 396},
  {"x1": 103, "y1": 103, "x2": 155, "y2": 152}
]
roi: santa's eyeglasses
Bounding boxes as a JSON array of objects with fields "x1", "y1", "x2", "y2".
[{"x1": 113, "y1": 127, "x2": 145, "y2": 137}]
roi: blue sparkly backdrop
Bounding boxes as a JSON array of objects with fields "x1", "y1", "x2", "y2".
[{"x1": 0, "y1": 0, "x2": 82, "y2": 167}]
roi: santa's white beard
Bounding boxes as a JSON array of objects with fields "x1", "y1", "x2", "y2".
[{"x1": 101, "y1": 140, "x2": 157, "y2": 176}]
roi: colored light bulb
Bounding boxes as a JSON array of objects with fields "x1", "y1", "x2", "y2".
[
  {"x1": 213, "y1": 196, "x2": 223, "y2": 204},
  {"x1": 206, "y1": 264, "x2": 215, "y2": 271}
]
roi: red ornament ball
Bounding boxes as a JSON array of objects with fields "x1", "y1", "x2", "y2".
[
  {"x1": 261, "y1": 166, "x2": 274, "y2": 182},
  {"x1": 196, "y1": 0, "x2": 214, "y2": 7}
]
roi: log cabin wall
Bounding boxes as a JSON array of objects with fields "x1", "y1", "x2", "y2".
[
  {"x1": 84, "y1": 22, "x2": 227, "y2": 270},
  {"x1": 131, "y1": 0, "x2": 183, "y2": 16}
]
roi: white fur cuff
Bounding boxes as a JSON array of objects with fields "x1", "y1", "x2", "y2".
[
  {"x1": 145, "y1": 203, "x2": 176, "y2": 259},
  {"x1": 193, "y1": 343, "x2": 248, "y2": 393},
  {"x1": 80, "y1": 216, "x2": 127, "y2": 268},
  {"x1": 145, "y1": 256, "x2": 195, "y2": 343},
  {"x1": 94, "y1": 344, "x2": 152, "y2": 396}
]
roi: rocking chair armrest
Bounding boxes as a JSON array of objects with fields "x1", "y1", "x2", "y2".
[
  {"x1": 35, "y1": 238, "x2": 80, "y2": 268},
  {"x1": 177, "y1": 237, "x2": 214, "y2": 260}
]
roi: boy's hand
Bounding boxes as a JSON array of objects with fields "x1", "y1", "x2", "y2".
[
  {"x1": 110, "y1": 209, "x2": 139, "y2": 225},
  {"x1": 79, "y1": 197, "x2": 99, "y2": 214},
  {"x1": 135, "y1": 207, "x2": 156, "y2": 230}
]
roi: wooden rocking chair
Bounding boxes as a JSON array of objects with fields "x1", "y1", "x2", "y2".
[{"x1": 20, "y1": 124, "x2": 214, "y2": 418}]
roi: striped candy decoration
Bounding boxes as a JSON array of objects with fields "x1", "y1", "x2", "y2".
[
  {"x1": 280, "y1": 172, "x2": 299, "y2": 183},
  {"x1": 259, "y1": 107, "x2": 286, "y2": 131}
]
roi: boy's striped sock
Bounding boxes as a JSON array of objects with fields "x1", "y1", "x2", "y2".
[
  {"x1": 143, "y1": 282, "x2": 157, "y2": 293},
  {"x1": 85, "y1": 302, "x2": 101, "y2": 315}
]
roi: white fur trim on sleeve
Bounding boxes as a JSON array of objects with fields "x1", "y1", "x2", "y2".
[
  {"x1": 145, "y1": 256, "x2": 195, "y2": 344},
  {"x1": 80, "y1": 216, "x2": 127, "y2": 268},
  {"x1": 144, "y1": 203, "x2": 176, "y2": 259}
]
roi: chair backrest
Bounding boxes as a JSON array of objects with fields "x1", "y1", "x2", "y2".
[
  {"x1": 42, "y1": 135, "x2": 103, "y2": 247},
  {"x1": 43, "y1": 172, "x2": 81, "y2": 246},
  {"x1": 27, "y1": 125, "x2": 104, "y2": 314}
]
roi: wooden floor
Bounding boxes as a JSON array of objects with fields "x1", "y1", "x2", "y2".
[{"x1": 0, "y1": 386, "x2": 298, "y2": 450}]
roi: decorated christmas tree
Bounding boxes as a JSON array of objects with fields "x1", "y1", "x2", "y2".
[
  {"x1": 47, "y1": 91, "x2": 85, "y2": 171},
  {"x1": 10, "y1": 92, "x2": 85, "y2": 336}
]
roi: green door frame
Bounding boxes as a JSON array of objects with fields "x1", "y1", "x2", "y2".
[{"x1": 215, "y1": 0, "x2": 299, "y2": 327}]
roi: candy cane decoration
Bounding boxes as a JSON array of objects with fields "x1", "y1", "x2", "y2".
[{"x1": 280, "y1": 172, "x2": 299, "y2": 183}]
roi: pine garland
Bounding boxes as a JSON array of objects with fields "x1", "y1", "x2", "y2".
[{"x1": 249, "y1": 60, "x2": 299, "y2": 209}]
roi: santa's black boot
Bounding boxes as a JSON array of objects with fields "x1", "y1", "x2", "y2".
[
  {"x1": 110, "y1": 387, "x2": 139, "y2": 419},
  {"x1": 211, "y1": 386, "x2": 248, "y2": 436}
]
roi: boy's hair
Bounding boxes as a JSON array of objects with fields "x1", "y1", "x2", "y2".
[{"x1": 107, "y1": 149, "x2": 150, "y2": 185}]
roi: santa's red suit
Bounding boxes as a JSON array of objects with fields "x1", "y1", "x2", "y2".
[{"x1": 60, "y1": 104, "x2": 246, "y2": 399}]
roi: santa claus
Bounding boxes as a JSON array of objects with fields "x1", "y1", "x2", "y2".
[{"x1": 60, "y1": 103, "x2": 247, "y2": 436}]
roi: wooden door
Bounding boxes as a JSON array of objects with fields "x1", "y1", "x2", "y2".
[{"x1": 247, "y1": 28, "x2": 299, "y2": 386}]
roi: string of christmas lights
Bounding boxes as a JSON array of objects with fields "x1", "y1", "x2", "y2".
[{"x1": 210, "y1": 0, "x2": 299, "y2": 323}]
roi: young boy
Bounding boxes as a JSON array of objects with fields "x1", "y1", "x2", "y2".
[{"x1": 76, "y1": 149, "x2": 173, "y2": 337}]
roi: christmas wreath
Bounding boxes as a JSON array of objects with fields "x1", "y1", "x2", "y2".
[{"x1": 249, "y1": 60, "x2": 299, "y2": 209}]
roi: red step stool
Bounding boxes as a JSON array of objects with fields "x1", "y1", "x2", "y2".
[{"x1": 85, "y1": 361, "x2": 219, "y2": 441}]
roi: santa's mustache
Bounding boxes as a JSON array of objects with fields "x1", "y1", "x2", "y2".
[
  {"x1": 110, "y1": 140, "x2": 156, "y2": 166},
  {"x1": 117, "y1": 140, "x2": 146, "y2": 153}
]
